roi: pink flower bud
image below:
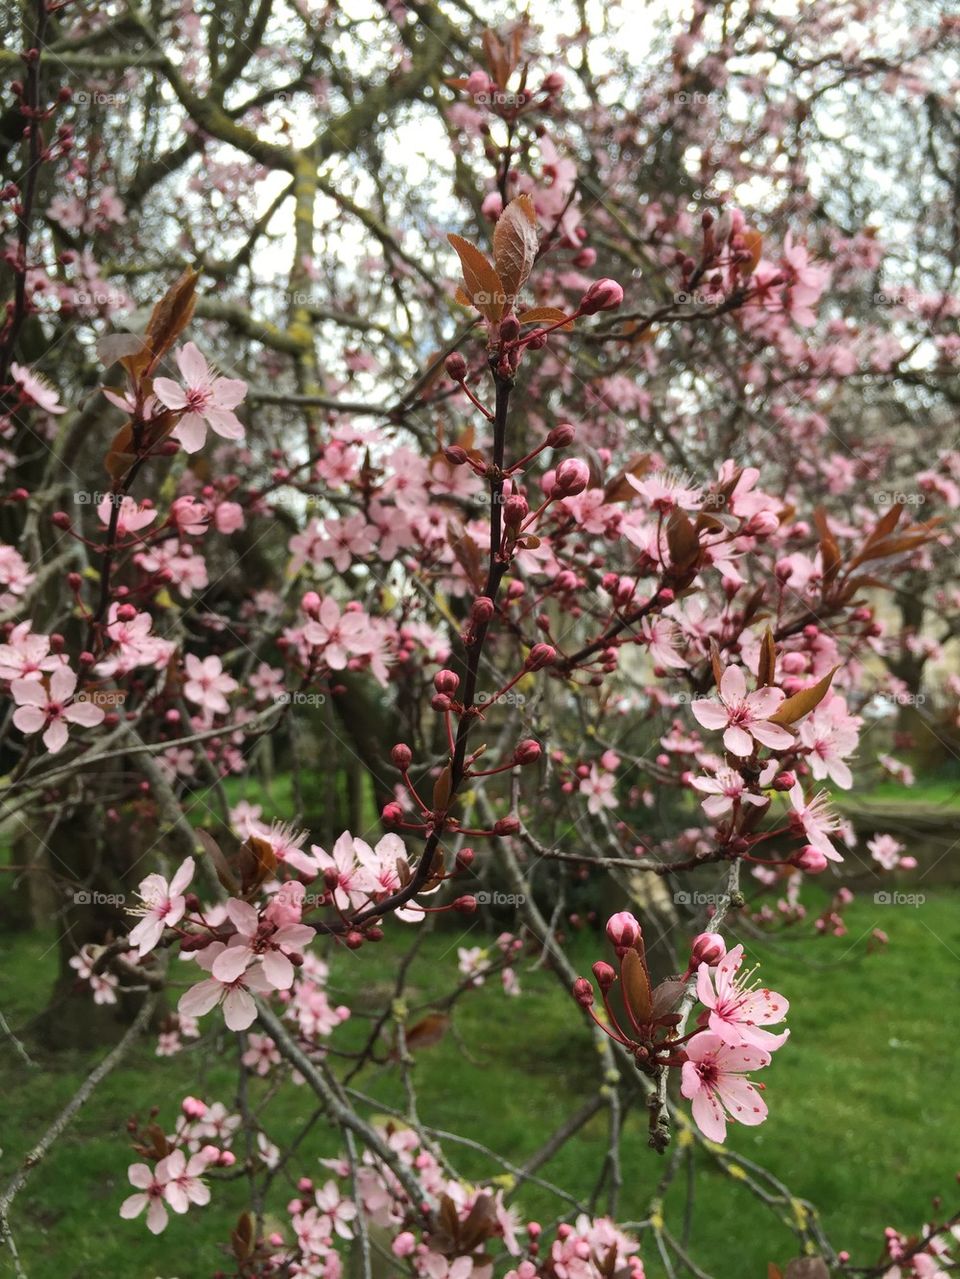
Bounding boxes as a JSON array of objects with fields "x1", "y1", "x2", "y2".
[
  {"x1": 504, "y1": 494, "x2": 529, "y2": 527},
  {"x1": 393, "y1": 1231, "x2": 417, "y2": 1258},
  {"x1": 493, "y1": 816, "x2": 520, "y2": 835},
  {"x1": 471, "y1": 596, "x2": 495, "y2": 624},
  {"x1": 606, "y1": 911, "x2": 641, "y2": 948},
  {"x1": 525, "y1": 643, "x2": 557, "y2": 670},
  {"x1": 580, "y1": 277, "x2": 624, "y2": 315},
  {"x1": 513, "y1": 738, "x2": 542, "y2": 765},
  {"x1": 301, "y1": 590, "x2": 321, "y2": 618},
  {"x1": 773, "y1": 770, "x2": 796, "y2": 791},
  {"x1": 546, "y1": 422, "x2": 576, "y2": 448},
  {"x1": 793, "y1": 845, "x2": 828, "y2": 873},
  {"x1": 466, "y1": 69, "x2": 489, "y2": 95},
  {"x1": 591, "y1": 960, "x2": 617, "y2": 990},
  {"x1": 391, "y1": 743, "x2": 413, "y2": 770},
  {"x1": 553, "y1": 457, "x2": 590, "y2": 496},
  {"x1": 382, "y1": 801, "x2": 403, "y2": 823},
  {"x1": 453, "y1": 894, "x2": 478, "y2": 913},
  {"x1": 690, "y1": 932, "x2": 726, "y2": 966},
  {"x1": 181, "y1": 1096, "x2": 207, "y2": 1118},
  {"x1": 434, "y1": 668, "x2": 460, "y2": 695}
]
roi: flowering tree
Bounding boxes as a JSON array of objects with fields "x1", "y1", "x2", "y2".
[{"x1": 1, "y1": 0, "x2": 959, "y2": 1276}]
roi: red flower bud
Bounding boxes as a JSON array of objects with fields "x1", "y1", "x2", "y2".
[
  {"x1": 525, "y1": 643, "x2": 557, "y2": 671},
  {"x1": 493, "y1": 816, "x2": 520, "y2": 836},
  {"x1": 591, "y1": 960, "x2": 617, "y2": 990},
  {"x1": 382, "y1": 801, "x2": 403, "y2": 824},
  {"x1": 344, "y1": 931, "x2": 365, "y2": 949},
  {"x1": 391, "y1": 743, "x2": 413, "y2": 770},
  {"x1": 580, "y1": 277, "x2": 624, "y2": 315},
  {"x1": 513, "y1": 738, "x2": 542, "y2": 765},
  {"x1": 52, "y1": 511, "x2": 71, "y2": 529},
  {"x1": 471, "y1": 596, "x2": 495, "y2": 624},
  {"x1": 504, "y1": 494, "x2": 528, "y2": 527},
  {"x1": 445, "y1": 352, "x2": 467, "y2": 381},
  {"x1": 572, "y1": 976, "x2": 594, "y2": 1006},
  {"x1": 773, "y1": 770, "x2": 796, "y2": 791},
  {"x1": 444, "y1": 445, "x2": 468, "y2": 466},
  {"x1": 434, "y1": 668, "x2": 460, "y2": 695},
  {"x1": 546, "y1": 422, "x2": 575, "y2": 448},
  {"x1": 453, "y1": 894, "x2": 478, "y2": 914}
]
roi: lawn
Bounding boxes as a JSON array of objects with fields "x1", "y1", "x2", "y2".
[{"x1": 1, "y1": 883, "x2": 957, "y2": 1279}]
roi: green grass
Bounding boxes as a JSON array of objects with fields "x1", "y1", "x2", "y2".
[{"x1": 1, "y1": 888, "x2": 958, "y2": 1279}]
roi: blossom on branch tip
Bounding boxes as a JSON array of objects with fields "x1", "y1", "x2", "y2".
[
  {"x1": 11, "y1": 666, "x2": 105, "y2": 753},
  {"x1": 153, "y1": 342, "x2": 247, "y2": 453},
  {"x1": 127, "y1": 857, "x2": 195, "y2": 958},
  {"x1": 695, "y1": 943, "x2": 789, "y2": 1050}
]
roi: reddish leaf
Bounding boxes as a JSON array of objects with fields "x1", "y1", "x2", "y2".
[{"x1": 768, "y1": 666, "x2": 838, "y2": 726}]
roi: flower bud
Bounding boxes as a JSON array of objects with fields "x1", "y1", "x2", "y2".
[
  {"x1": 793, "y1": 845, "x2": 828, "y2": 873},
  {"x1": 579, "y1": 277, "x2": 624, "y2": 315},
  {"x1": 546, "y1": 422, "x2": 575, "y2": 448},
  {"x1": 471, "y1": 596, "x2": 495, "y2": 624},
  {"x1": 434, "y1": 668, "x2": 460, "y2": 695},
  {"x1": 445, "y1": 352, "x2": 467, "y2": 381},
  {"x1": 391, "y1": 743, "x2": 413, "y2": 770},
  {"x1": 382, "y1": 801, "x2": 403, "y2": 824},
  {"x1": 606, "y1": 911, "x2": 641, "y2": 948},
  {"x1": 525, "y1": 643, "x2": 557, "y2": 670},
  {"x1": 499, "y1": 315, "x2": 521, "y2": 343},
  {"x1": 453, "y1": 894, "x2": 478, "y2": 913},
  {"x1": 572, "y1": 977, "x2": 594, "y2": 1006},
  {"x1": 772, "y1": 770, "x2": 796, "y2": 791},
  {"x1": 553, "y1": 457, "x2": 590, "y2": 496},
  {"x1": 591, "y1": 960, "x2": 617, "y2": 990},
  {"x1": 493, "y1": 816, "x2": 520, "y2": 835},
  {"x1": 504, "y1": 494, "x2": 528, "y2": 527},
  {"x1": 691, "y1": 932, "x2": 726, "y2": 966},
  {"x1": 513, "y1": 738, "x2": 542, "y2": 765},
  {"x1": 444, "y1": 445, "x2": 468, "y2": 466}
]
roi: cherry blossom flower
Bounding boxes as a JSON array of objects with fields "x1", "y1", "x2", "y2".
[
  {"x1": 0, "y1": 622, "x2": 62, "y2": 682},
  {"x1": 96, "y1": 494, "x2": 158, "y2": 535},
  {"x1": 179, "y1": 941, "x2": 274, "y2": 1031},
  {"x1": 127, "y1": 857, "x2": 195, "y2": 958},
  {"x1": 120, "y1": 1162, "x2": 171, "y2": 1234},
  {"x1": 691, "y1": 665, "x2": 794, "y2": 758},
  {"x1": 10, "y1": 362, "x2": 67, "y2": 414},
  {"x1": 314, "y1": 1179, "x2": 358, "y2": 1239},
  {"x1": 183, "y1": 653, "x2": 238, "y2": 717},
  {"x1": 69, "y1": 944, "x2": 119, "y2": 1004},
  {"x1": 680, "y1": 1032, "x2": 770, "y2": 1142},
  {"x1": 696, "y1": 944, "x2": 789, "y2": 1050},
  {"x1": 159, "y1": 1148, "x2": 212, "y2": 1214},
  {"x1": 153, "y1": 342, "x2": 247, "y2": 453},
  {"x1": 211, "y1": 897, "x2": 315, "y2": 990},
  {"x1": 868, "y1": 833, "x2": 914, "y2": 871},
  {"x1": 580, "y1": 764, "x2": 617, "y2": 814},
  {"x1": 303, "y1": 596, "x2": 380, "y2": 671},
  {"x1": 691, "y1": 767, "x2": 768, "y2": 819},
  {"x1": 11, "y1": 667, "x2": 105, "y2": 753},
  {"x1": 787, "y1": 783, "x2": 845, "y2": 862},
  {"x1": 311, "y1": 831, "x2": 374, "y2": 910},
  {"x1": 627, "y1": 468, "x2": 700, "y2": 512},
  {"x1": 798, "y1": 696, "x2": 860, "y2": 789},
  {"x1": 0, "y1": 545, "x2": 36, "y2": 609}
]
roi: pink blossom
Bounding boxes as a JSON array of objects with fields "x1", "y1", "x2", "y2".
[
  {"x1": 580, "y1": 764, "x2": 617, "y2": 814},
  {"x1": 680, "y1": 1032, "x2": 770, "y2": 1142},
  {"x1": 10, "y1": 362, "x2": 67, "y2": 414},
  {"x1": 178, "y1": 941, "x2": 274, "y2": 1031},
  {"x1": 691, "y1": 767, "x2": 768, "y2": 819},
  {"x1": 119, "y1": 1162, "x2": 170, "y2": 1234},
  {"x1": 159, "y1": 1148, "x2": 212, "y2": 1214},
  {"x1": 0, "y1": 622, "x2": 61, "y2": 682},
  {"x1": 183, "y1": 653, "x2": 238, "y2": 716},
  {"x1": 97, "y1": 494, "x2": 157, "y2": 535},
  {"x1": 11, "y1": 667, "x2": 105, "y2": 753},
  {"x1": 787, "y1": 783, "x2": 845, "y2": 862},
  {"x1": 696, "y1": 944, "x2": 789, "y2": 1050},
  {"x1": 691, "y1": 665, "x2": 794, "y2": 758},
  {"x1": 170, "y1": 495, "x2": 210, "y2": 535},
  {"x1": 303, "y1": 597, "x2": 379, "y2": 671},
  {"x1": 214, "y1": 500, "x2": 245, "y2": 534},
  {"x1": 127, "y1": 857, "x2": 195, "y2": 958},
  {"x1": 153, "y1": 341, "x2": 247, "y2": 453},
  {"x1": 211, "y1": 897, "x2": 315, "y2": 990}
]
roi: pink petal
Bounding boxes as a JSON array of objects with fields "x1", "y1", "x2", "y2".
[
  {"x1": 749, "y1": 722, "x2": 794, "y2": 750},
  {"x1": 119, "y1": 1193, "x2": 147, "y2": 1220},
  {"x1": 715, "y1": 1075, "x2": 768, "y2": 1127},
  {"x1": 222, "y1": 986, "x2": 257, "y2": 1030},
  {"x1": 11, "y1": 678, "x2": 46, "y2": 706},
  {"x1": 719, "y1": 665, "x2": 746, "y2": 704},
  {"x1": 691, "y1": 699, "x2": 727, "y2": 729},
  {"x1": 13, "y1": 705, "x2": 45, "y2": 734},
  {"x1": 691, "y1": 1086, "x2": 727, "y2": 1141},
  {"x1": 172, "y1": 413, "x2": 207, "y2": 453},
  {"x1": 178, "y1": 979, "x2": 223, "y2": 1019},
  {"x1": 211, "y1": 943, "x2": 252, "y2": 984},
  {"x1": 152, "y1": 377, "x2": 188, "y2": 410},
  {"x1": 176, "y1": 341, "x2": 208, "y2": 386},
  {"x1": 64, "y1": 700, "x2": 105, "y2": 727},
  {"x1": 42, "y1": 719, "x2": 69, "y2": 753},
  {"x1": 723, "y1": 725, "x2": 754, "y2": 757}
]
